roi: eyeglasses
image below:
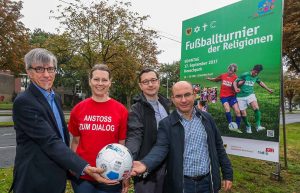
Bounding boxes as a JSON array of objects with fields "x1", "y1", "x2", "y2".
[
  {"x1": 172, "y1": 92, "x2": 193, "y2": 100},
  {"x1": 140, "y1": 78, "x2": 159, "y2": 85},
  {"x1": 29, "y1": 66, "x2": 56, "y2": 73}
]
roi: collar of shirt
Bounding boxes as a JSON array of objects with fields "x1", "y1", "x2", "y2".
[
  {"x1": 32, "y1": 83, "x2": 55, "y2": 102},
  {"x1": 177, "y1": 107, "x2": 201, "y2": 121}
]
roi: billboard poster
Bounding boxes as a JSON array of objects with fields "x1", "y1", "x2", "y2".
[{"x1": 181, "y1": 0, "x2": 282, "y2": 162}]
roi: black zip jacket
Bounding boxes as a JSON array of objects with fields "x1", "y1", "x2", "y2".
[{"x1": 126, "y1": 93, "x2": 170, "y2": 160}]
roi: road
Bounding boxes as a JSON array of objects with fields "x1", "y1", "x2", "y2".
[
  {"x1": 0, "y1": 110, "x2": 12, "y2": 115},
  {"x1": 0, "y1": 127, "x2": 16, "y2": 168},
  {"x1": 0, "y1": 114, "x2": 70, "y2": 122},
  {"x1": 0, "y1": 113, "x2": 299, "y2": 168},
  {"x1": 0, "y1": 116, "x2": 12, "y2": 122},
  {"x1": 280, "y1": 113, "x2": 300, "y2": 124}
]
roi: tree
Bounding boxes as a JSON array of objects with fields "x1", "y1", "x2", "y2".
[
  {"x1": 53, "y1": 0, "x2": 160, "y2": 67},
  {"x1": 283, "y1": 71, "x2": 300, "y2": 112},
  {"x1": 52, "y1": 0, "x2": 160, "y2": 105},
  {"x1": 158, "y1": 61, "x2": 180, "y2": 98},
  {"x1": 29, "y1": 28, "x2": 53, "y2": 48},
  {"x1": 292, "y1": 95, "x2": 300, "y2": 107},
  {"x1": 283, "y1": 0, "x2": 300, "y2": 74},
  {"x1": 110, "y1": 57, "x2": 140, "y2": 107},
  {"x1": 45, "y1": 33, "x2": 90, "y2": 106},
  {"x1": 0, "y1": 0, "x2": 29, "y2": 74}
]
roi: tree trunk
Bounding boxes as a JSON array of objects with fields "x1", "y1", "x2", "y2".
[
  {"x1": 288, "y1": 97, "x2": 293, "y2": 112},
  {"x1": 126, "y1": 94, "x2": 132, "y2": 110}
]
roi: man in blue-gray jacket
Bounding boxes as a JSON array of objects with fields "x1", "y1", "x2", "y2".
[{"x1": 131, "y1": 81, "x2": 233, "y2": 193}]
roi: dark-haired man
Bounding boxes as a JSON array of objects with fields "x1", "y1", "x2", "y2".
[
  {"x1": 233, "y1": 64, "x2": 273, "y2": 133},
  {"x1": 125, "y1": 68, "x2": 170, "y2": 193}
]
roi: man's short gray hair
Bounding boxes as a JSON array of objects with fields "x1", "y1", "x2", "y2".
[{"x1": 24, "y1": 48, "x2": 57, "y2": 70}]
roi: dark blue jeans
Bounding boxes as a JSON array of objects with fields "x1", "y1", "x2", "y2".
[
  {"x1": 183, "y1": 174, "x2": 217, "y2": 193},
  {"x1": 71, "y1": 178, "x2": 121, "y2": 193}
]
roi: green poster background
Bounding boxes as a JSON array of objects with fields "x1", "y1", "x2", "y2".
[{"x1": 181, "y1": 0, "x2": 282, "y2": 142}]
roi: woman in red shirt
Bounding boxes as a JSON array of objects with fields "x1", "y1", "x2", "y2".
[{"x1": 68, "y1": 64, "x2": 129, "y2": 193}]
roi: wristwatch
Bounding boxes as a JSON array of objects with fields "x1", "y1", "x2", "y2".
[
  {"x1": 142, "y1": 169, "x2": 149, "y2": 178},
  {"x1": 139, "y1": 161, "x2": 149, "y2": 178}
]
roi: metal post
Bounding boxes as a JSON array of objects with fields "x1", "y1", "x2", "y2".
[
  {"x1": 270, "y1": 65, "x2": 286, "y2": 181},
  {"x1": 270, "y1": 162, "x2": 282, "y2": 181},
  {"x1": 166, "y1": 77, "x2": 169, "y2": 98},
  {"x1": 280, "y1": 69, "x2": 288, "y2": 169}
]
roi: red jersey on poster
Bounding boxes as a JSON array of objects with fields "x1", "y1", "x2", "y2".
[{"x1": 218, "y1": 73, "x2": 237, "y2": 98}]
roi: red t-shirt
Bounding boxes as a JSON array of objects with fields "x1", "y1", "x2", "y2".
[
  {"x1": 68, "y1": 98, "x2": 128, "y2": 181},
  {"x1": 218, "y1": 73, "x2": 237, "y2": 98}
]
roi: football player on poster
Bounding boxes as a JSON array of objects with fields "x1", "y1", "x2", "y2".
[
  {"x1": 206, "y1": 63, "x2": 242, "y2": 133},
  {"x1": 233, "y1": 64, "x2": 273, "y2": 134}
]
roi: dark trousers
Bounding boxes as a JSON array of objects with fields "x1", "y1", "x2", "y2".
[
  {"x1": 183, "y1": 174, "x2": 216, "y2": 193},
  {"x1": 134, "y1": 164, "x2": 166, "y2": 193},
  {"x1": 71, "y1": 178, "x2": 121, "y2": 193}
]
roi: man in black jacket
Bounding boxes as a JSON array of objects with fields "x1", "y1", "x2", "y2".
[
  {"x1": 131, "y1": 81, "x2": 233, "y2": 193},
  {"x1": 125, "y1": 68, "x2": 170, "y2": 193}
]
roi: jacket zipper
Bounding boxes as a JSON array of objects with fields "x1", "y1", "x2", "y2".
[{"x1": 210, "y1": 164, "x2": 214, "y2": 193}]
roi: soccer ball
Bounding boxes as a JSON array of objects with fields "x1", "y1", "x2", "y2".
[
  {"x1": 96, "y1": 143, "x2": 133, "y2": 181},
  {"x1": 228, "y1": 122, "x2": 238, "y2": 130}
]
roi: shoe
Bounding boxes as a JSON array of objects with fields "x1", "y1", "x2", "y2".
[
  {"x1": 246, "y1": 126, "x2": 252, "y2": 134},
  {"x1": 229, "y1": 128, "x2": 243, "y2": 133},
  {"x1": 228, "y1": 124, "x2": 243, "y2": 133},
  {"x1": 256, "y1": 126, "x2": 266, "y2": 132}
]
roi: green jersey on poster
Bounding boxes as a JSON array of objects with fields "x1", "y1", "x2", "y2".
[{"x1": 236, "y1": 72, "x2": 261, "y2": 97}]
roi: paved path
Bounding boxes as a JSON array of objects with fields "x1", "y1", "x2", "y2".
[
  {"x1": 0, "y1": 110, "x2": 12, "y2": 115},
  {"x1": 0, "y1": 127, "x2": 16, "y2": 168},
  {"x1": 0, "y1": 116, "x2": 12, "y2": 122},
  {"x1": 0, "y1": 110, "x2": 70, "y2": 122},
  {"x1": 280, "y1": 113, "x2": 300, "y2": 124}
]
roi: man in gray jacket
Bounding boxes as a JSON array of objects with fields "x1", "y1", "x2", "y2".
[
  {"x1": 130, "y1": 81, "x2": 233, "y2": 193},
  {"x1": 126, "y1": 68, "x2": 170, "y2": 193}
]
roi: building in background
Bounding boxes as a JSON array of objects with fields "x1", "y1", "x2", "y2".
[
  {"x1": 0, "y1": 71, "x2": 21, "y2": 102},
  {"x1": 0, "y1": 71, "x2": 78, "y2": 107}
]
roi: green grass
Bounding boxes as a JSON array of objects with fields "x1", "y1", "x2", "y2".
[
  {"x1": 0, "y1": 167, "x2": 13, "y2": 192},
  {"x1": 286, "y1": 110, "x2": 300, "y2": 114},
  {"x1": 0, "y1": 114, "x2": 12, "y2": 116},
  {"x1": 0, "y1": 169, "x2": 134, "y2": 193},
  {"x1": 0, "y1": 103, "x2": 13, "y2": 110},
  {"x1": 1, "y1": 123, "x2": 299, "y2": 193},
  {"x1": 0, "y1": 122, "x2": 14, "y2": 127},
  {"x1": 219, "y1": 123, "x2": 300, "y2": 193},
  {"x1": 0, "y1": 121, "x2": 69, "y2": 127}
]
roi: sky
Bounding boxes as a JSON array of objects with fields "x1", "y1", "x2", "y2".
[{"x1": 20, "y1": 0, "x2": 240, "y2": 64}]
